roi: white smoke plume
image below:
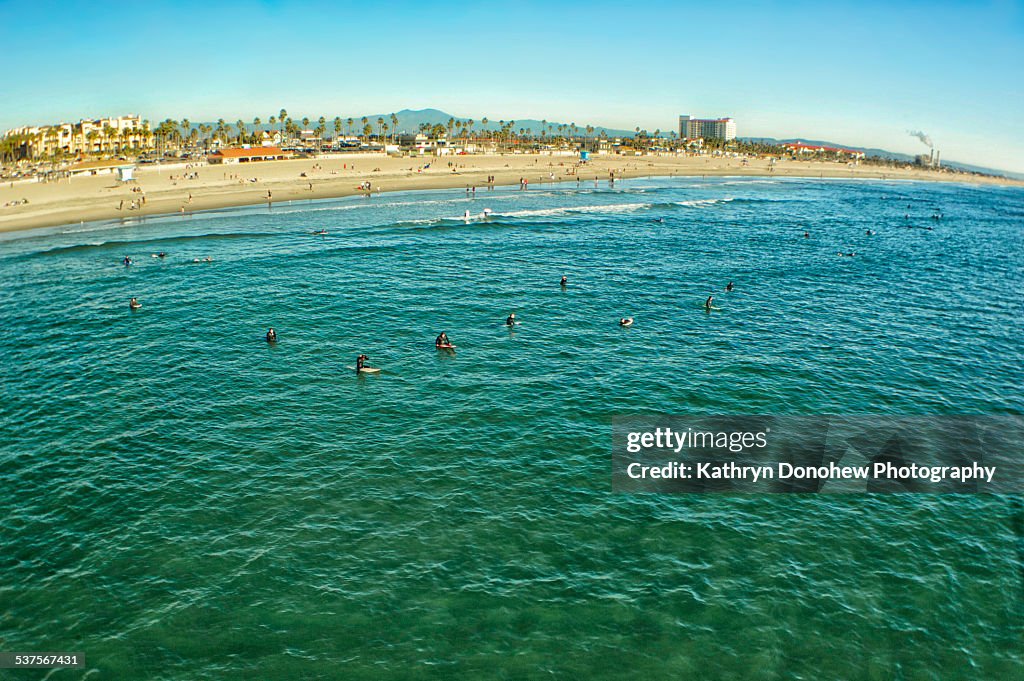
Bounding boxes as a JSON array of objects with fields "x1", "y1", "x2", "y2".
[{"x1": 908, "y1": 130, "x2": 933, "y2": 148}]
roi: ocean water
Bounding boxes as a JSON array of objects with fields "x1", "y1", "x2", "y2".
[{"x1": 0, "y1": 177, "x2": 1022, "y2": 680}]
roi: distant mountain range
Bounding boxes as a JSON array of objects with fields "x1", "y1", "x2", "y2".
[{"x1": 347, "y1": 108, "x2": 638, "y2": 138}]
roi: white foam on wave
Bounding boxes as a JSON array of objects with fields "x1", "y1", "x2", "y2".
[
  {"x1": 497, "y1": 202, "x2": 651, "y2": 219},
  {"x1": 675, "y1": 198, "x2": 735, "y2": 207}
]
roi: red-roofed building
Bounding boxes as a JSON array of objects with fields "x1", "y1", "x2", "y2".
[{"x1": 208, "y1": 147, "x2": 292, "y2": 164}]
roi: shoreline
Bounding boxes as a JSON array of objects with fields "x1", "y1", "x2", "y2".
[{"x1": 2, "y1": 153, "x2": 1021, "y2": 235}]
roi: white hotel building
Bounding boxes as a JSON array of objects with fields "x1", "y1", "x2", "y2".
[{"x1": 679, "y1": 115, "x2": 736, "y2": 142}]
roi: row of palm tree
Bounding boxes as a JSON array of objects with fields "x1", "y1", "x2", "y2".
[{"x1": 7, "y1": 105, "x2": 851, "y2": 165}]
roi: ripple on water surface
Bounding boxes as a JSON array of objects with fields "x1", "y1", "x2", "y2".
[{"x1": 1, "y1": 178, "x2": 1022, "y2": 679}]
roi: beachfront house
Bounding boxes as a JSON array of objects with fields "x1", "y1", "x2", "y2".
[
  {"x1": 784, "y1": 142, "x2": 865, "y2": 160},
  {"x1": 207, "y1": 147, "x2": 292, "y2": 164},
  {"x1": 398, "y1": 133, "x2": 433, "y2": 155}
]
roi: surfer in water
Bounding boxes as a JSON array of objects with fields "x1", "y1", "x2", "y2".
[
  {"x1": 506, "y1": 312, "x2": 517, "y2": 326},
  {"x1": 265, "y1": 328, "x2": 277, "y2": 343},
  {"x1": 356, "y1": 354, "x2": 369, "y2": 372},
  {"x1": 123, "y1": 256, "x2": 132, "y2": 267},
  {"x1": 705, "y1": 295, "x2": 714, "y2": 311},
  {"x1": 129, "y1": 297, "x2": 141, "y2": 310},
  {"x1": 619, "y1": 317, "x2": 633, "y2": 327},
  {"x1": 435, "y1": 332, "x2": 451, "y2": 348},
  {"x1": 725, "y1": 282, "x2": 734, "y2": 292},
  {"x1": 560, "y1": 275, "x2": 567, "y2": 287}
]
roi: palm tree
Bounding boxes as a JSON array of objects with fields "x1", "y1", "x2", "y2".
[
  {"x1": 347, "y1": 118, "x2": 354, "y2": 137},
  {"x1": 333, "y1": 116, "x2": 342, "y2": 142},
  {"x1": 362, "y1": 123, "x2": 372, "y2": 142},
  {"x1": 390, "y1": 113, "x2": 398, "y2": 143},
  {"x1": 376, "y1": 117, "x2": 384, "y2": 141},
  {"x1": 279, "y1": 109, "x2": 287, "y2": 140}
]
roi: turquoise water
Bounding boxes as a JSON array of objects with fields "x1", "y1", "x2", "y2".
[{"x1": 1, "y1": 177, "x2": 1022, "y2": 679}]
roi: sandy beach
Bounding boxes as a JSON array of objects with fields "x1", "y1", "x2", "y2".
[{"x1": 1, "y1": 152, "x2": 1019, "y2": 234}]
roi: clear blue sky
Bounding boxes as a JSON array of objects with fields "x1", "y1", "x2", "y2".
[{"x1": 3, "y1": 0, "x2": 1022, "y2": 172}]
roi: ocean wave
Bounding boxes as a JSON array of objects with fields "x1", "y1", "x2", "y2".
[
  {"x1": 674, "y1": 198, "x2": 735, "y2": 207},
  {"x1": 35, "y1": 232, "x2": 275, "y2": 256},
  {"x1": 496, "y1": 203, "x2": 652, "y2": 219}
]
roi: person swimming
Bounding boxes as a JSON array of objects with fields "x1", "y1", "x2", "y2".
[
  {"x1": 803, "y1": 232, "x2": 809, "y2": 238},
  {"x1": 266, "y1": 328, "x2": 277, "y2": 342},
  {"x1": 560, "y1": 276, "x2": 567, "y2": 287},
  {"x1": 705, "y1": 295, "x2": 714, "y2": 311},
  {"x1": 619, "y1": 317, "x2": 634, "y2": 327},
  {"x1": 725, "y1": 282, "x2": 734, "y2": 292},
  {"x1": 435, "y1": 332, "x2": 451, "y2": 348},
  {"x1": 356, "y1": 353, "x2": 369, "y2": 371},
  {"x1": 129, "y1": 297, "x2": 141, "y2": 309},
  {"x1": 123, "y1": 256, "x2": 132, "y2": 266},
  {"x1": 506, "y1": 312, "x2": 517, "y2": 326}
]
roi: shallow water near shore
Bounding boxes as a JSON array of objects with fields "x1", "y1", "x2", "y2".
[{"x1": 1, "y1": 177, "x2": 1022, "y2": 679}]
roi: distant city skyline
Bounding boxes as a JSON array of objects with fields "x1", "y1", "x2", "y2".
[{"x1": 3, "y1": 0, "x2": 1022, "y2": 173}]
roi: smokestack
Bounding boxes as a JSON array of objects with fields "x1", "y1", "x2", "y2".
[
  {"x1": 930, "y1": 149, "x2": 934, "y2": 165},
  {"x1": 935, "y1": 150, "x2": 940, "y2": 168}
]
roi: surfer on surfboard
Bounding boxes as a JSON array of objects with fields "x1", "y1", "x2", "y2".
[
  {"x1": 506, "y1": 312, "x2": 517, "y2": 326},
  {"x1": 619, "y1": 317, "x2": 633, "y2": 327},
  {"x1": 356, "y1": 354, "x2": 369, "y2": 372},
  {"x1": 725, "y1": 282, "x2": 734, "y2": 292},
  {"x1": 129, "y1": 297, "x2": 141, "y2": 310},
  {"x1": 705, "y1": 295, "x2": 714, "y2": 311},
  {"x1": 560, "y1": 275, "x2": 567, "y2": 287},
  {"x1": 435, "y1": 332, "x2": 453, "y2": 349},
  {"x1": 266, "y1": 328, "x2": 277, "y2": 343}
]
